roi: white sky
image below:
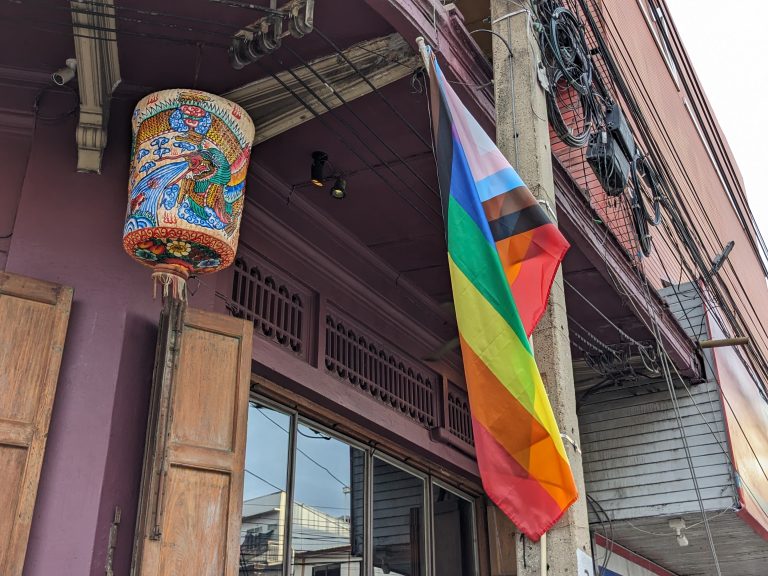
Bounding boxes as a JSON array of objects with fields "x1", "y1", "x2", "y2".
[{"x1": 666, "y1": 1, "x2": 768, "y2": 237}]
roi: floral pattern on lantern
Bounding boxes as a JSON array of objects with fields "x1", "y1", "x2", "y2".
[{"x1": 123, "y1": 89, "x2": 254, "y2": 282}]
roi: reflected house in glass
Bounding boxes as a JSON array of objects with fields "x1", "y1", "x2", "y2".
[
  {"x1": 240, "y1": 491, "x2": 361, "y2": 576},
  {"x1": 240, "y1": 492, "x2": 288, "y2": 573},
  {"x1": 239, "y1": 405, "x2": 477, "y2": 576}
]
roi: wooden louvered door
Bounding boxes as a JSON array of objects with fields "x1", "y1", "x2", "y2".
[
  {"x1": 133, "y1": 305, "x2": 252, "y2": 576},
  {"x1": 0, "y1": 272, "x2": 73, "y2": 575}
]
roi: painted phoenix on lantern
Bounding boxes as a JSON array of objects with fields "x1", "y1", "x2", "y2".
[{"x1": 123, "y1": 90, "x2": 254, "y2": 275}]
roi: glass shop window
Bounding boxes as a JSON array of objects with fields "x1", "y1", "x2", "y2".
[
  {"x1": 291, "y1": 423, "x2": 364, "y2": 576},
  {"x1": 239, "y1": 398, "x2": 479, "y2": 576},
  {"x1": 312, "y1": 565, "x2": 341, "y2": 576},
  {"x1": 240, "y1": 402, "x2": 292, "y2": 575},
  {"x1": 431, "y1": 484, "x2": 477, "y2": 576},
  {"x1": 372, "y1": 458, "x2": 426, "y2": 576}
]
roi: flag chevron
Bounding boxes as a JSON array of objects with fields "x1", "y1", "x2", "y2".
[{"x1": 425, "y1": 45, "x2": 577, "y2": 540}]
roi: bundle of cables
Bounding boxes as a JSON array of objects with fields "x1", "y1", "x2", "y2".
[
  {"x1": 630, "y1": 153, "x2": 664, "y2": 257},
  {"x1": 537, "y1": 2, "x2": 599, "y2": 147}
]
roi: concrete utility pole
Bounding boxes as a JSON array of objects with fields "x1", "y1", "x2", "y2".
[{"x1": 489, "y1": 2, "x2": 592, "y2": 575}]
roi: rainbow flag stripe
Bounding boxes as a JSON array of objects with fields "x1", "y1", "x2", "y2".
[{"x1": 426, "y1": 47, "x2": 577, "y2": 540}]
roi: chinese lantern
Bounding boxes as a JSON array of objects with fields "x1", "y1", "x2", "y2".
[{"x1": 123, "y1": 89, "x2": 255, "y2": 300}]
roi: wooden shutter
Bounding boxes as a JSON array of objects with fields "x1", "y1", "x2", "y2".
[
  {"x1": 0, "y1": 272, "x2": 73, "y2": 575},
  {"x1": 133, "y1": 304, "x2": 252, "y2": 576}
]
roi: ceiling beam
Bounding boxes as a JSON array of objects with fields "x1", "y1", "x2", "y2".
[
  {"x1": 70, "y1": 0, "x2": 121, "y2": 174},
  {"x1": 222, "y1": 33, "x2": 419, "y2": 145}
]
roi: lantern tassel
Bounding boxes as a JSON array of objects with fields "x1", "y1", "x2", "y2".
[{"x1": 151, "y1": 264, "x2": 189, "y2": 302}]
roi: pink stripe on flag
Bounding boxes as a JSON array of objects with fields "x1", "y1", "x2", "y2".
[{"x1": 439, "y1": 70, "x2": 513, "y2": 183}]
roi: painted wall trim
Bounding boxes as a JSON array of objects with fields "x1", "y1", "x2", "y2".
[{"x1": 595, "y1": 534, "x2": 679, "y2": 576}]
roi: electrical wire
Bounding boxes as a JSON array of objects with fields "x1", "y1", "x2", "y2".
[
  {"x1": 313, "y1": 27, "x2": 433, "y2": 150},
  {"x1": 245, "y1": 468, "x2": 283, "y2": 493},
  {"x1": 256, "y1": 407, "x2": 350, "y2": 489},
  {"x1": 573, "y1": 0, "x2": 768, "y2": 398},
  {"x1": 580, "y1": 232, "x2": 768, "y2": 517},
  {"x1": 279, "y1": 43, "x2": 440, "y2": 199},
  {"x1": 598, "y1": 3, "x2": 768, "y2": 371},
  {"x1": 587, "y1": 494, "x2": 614, "y2": 575},
  {"x1": 254, "y1": 61, "x2": 443, "y2": 230}
]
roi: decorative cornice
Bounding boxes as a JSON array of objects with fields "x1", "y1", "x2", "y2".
[
  {"x1": 70, "y1": 0, "x2": 121, "y2": 174},
  {"x1": 0, "y1": 107, "x2": 35, "y2": 138},
  {"x1": 0, "y1": 66, "x2": 52, "y2": 90},
  {"x1": 224, "y1": 33, "x2": 420, "y2": 146}
]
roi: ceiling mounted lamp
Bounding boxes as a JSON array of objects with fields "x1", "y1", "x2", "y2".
[
  {"x1": 330, "y1": 177, "x2": 346, "y2": 200},
  {"x1": 311, "y1": 151, "x2": 328, "y2": 186}
]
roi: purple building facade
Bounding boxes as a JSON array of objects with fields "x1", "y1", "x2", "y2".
[{"x1": 1, "y1": 1, "x2": 767, "y2": 575}]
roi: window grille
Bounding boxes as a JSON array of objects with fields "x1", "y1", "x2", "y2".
[
  {"x1": 230, "y1": 255, "x2": 309, "y2": 359},
  {"x1": 324, "y1": 311, "x2": 438, "y2": 428},
  {"x1": 446, "y1": 382, "x2": 474, "y2": 446}
]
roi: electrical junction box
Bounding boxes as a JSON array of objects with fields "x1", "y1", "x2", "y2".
[
  {"x1": 586, "y1": 131, "x2": 630, "y2": 196},
  {"x1": 606, "y1": 102, "x2": 636, "y2": 160}
]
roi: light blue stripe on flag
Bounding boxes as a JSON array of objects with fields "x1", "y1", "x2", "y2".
[{"x1": 475, "y1": 167, "x2": 525, "y2": 202}]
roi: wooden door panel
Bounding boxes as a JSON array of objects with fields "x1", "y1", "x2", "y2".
[
  {"x1": 172, "y1": 327, "x2": 239, "y2": 452},
  {"x1": 0, "y1": 446, "x2": 27, "y2": 569},
  {"x1": 0, "y1": 272, "x2": 73, "y2": 576},
  {"x1": 157, "y1": 467, "x2": 230, "y2": 576},
  {"x1": 0, "y1": 296, "x2": 55, "y2": 422},
  {"x1": 133, "y1": 305, "x2": 252, "y2": 576}
]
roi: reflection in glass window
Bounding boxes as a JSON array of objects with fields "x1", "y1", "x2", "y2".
[
  {"x1": 372, "y1": 458, "x2": 424, "y2": 576},
  {"x1": 291, "y1": 423, "x2": 364, "y2": 576},
  {"x1": 240, "y1": 397, "x2": 480, "y2": 576},
  {"x1": 311, "y1": 564, "x2": 341, "y2": 576},
  {"x1": 432, "y1": 486, "x2": 476, "y2": 576},
  {"x1": 240, "y1": 403, "x2": 291, "y2": 575}
]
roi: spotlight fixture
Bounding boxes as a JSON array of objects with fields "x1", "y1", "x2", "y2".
[
  {"x1": 311, "y1": 151, "x2": 328, "y2": 187},
  {"x1": 330, "y1": 177, "x2": 346, "y2": 200},
  {"x1": 52, "y1": 58, "x2": 77, "y2": 86}
]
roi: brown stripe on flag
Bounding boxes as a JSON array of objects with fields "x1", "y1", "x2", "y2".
[{"x1": 481, "y1": 186, "x2": 538, "y2": 222}]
